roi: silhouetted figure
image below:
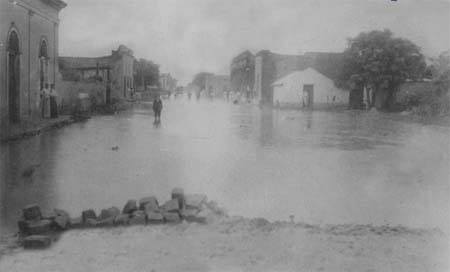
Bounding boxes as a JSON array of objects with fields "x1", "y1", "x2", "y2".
[
  {"x1": 50, "y1": 85, "x2": 58, "y2": 118},
  {"x1": 153, "y1": 95, "x2": 163, "y2": 122}
]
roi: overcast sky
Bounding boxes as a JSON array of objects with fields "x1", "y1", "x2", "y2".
[{"x1": 59, "y1": 0, "x2": 450, "y2": 85}]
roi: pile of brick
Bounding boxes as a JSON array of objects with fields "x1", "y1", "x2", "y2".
[{"x1": 17, "y1": 188, "x2": 211, "y2": 249}]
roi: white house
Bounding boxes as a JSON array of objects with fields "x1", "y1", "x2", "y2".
[{"x1": 272, "y1": 68, "x2": 348, "y2": 108}]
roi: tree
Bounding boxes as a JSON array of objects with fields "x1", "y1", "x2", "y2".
[
  {"x1": 134, "y1": 59, "x2": 160, "y2": 90},
  {"x1": 428, "y1": 51, "x2": 450, "y2": 82},
  {"x1": 192, "y1": 72, "x2": 213, "y2": 90},
  {"x1": 338, "y1": 29, "x2": 426, "y2": 110}
]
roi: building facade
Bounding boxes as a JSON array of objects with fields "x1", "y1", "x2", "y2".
[
  {"x1": 205, "y1": 74, "x2": 230, "y2": 98},
  {"x1": 0, "y1": 0, "x2": 66, "y2": 137},
  {"x1": 272, "y1": 68, "x2": 348, "y2": 108},
  {"x1": 254, "y1": 50, "x2": 344, "y2": 106},
  {"x1": 159, "y1": 73, "x2": 177, "y2": 94},
  {"x1": 58, "y1": 45, "x2": 135, "y2": 105},
  {"x1": 230, "y1": 50, "x2": 255, "y2": 99}
]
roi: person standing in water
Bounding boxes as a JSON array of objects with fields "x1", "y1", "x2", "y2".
[{"x1": 152, "y1": 95, "x2": 163, "y2": 122}]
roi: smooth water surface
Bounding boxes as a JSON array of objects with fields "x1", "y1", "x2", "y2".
[{"x1": 1, "y1": 99, "x2": 449, "y2": 236}]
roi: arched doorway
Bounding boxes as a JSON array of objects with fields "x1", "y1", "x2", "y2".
[
  {"x1": 39, "y1": 40, "x2": 49, "y2": 118},
  {"x1": 7, "y1": 30, "x2": 20, "y2": 123}
]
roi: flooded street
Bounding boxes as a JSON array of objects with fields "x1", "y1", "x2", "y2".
[{"x1": 1, "y1": 99, "x2": 449, "y2": 237}]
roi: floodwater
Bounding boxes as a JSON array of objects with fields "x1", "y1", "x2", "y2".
[{"x1": 1, "y1": 99, "x2": 449, "y2": 237}]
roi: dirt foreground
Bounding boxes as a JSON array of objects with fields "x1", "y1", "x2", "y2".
[{"x1": 0, "y1": 215, "x2": 448, "y2": 272}]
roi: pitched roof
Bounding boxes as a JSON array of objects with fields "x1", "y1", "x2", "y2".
[
  {"x1": 272, "y1": 67, "x2": 329, "y2": 86},
  {"x1": 256, "y1": 50, "x2": 344, "y2": 81},
  {"x1": 58, "y1": 56, "x2": 113, "y2": 70},
  {"x1": 41, "y1": 0, "x2": 67, "y2": 11}
]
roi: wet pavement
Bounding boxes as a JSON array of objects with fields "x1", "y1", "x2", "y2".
[{"x1": 1, "y1": 98, "x2": 449, "y2": 236}]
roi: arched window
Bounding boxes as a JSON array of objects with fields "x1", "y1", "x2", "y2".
[
  {"x1": 39, "y1": 39, "x2": 48, "y2": 58},
  {"x1": 7, "y1": 30, "x2": 21, "y2": 123},
  {"x1": 8, "y1": 31, "x2": 20, "y2": 54},
  {"x1": 39, "y1": 40, "x2": 49, "y2": 92}
]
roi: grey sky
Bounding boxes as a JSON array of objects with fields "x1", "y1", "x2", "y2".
[{"x1": 59, "y1": 0, "x2": 450, "y2": 85}]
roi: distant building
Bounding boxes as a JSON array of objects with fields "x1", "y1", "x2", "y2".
[
  {"x1": 254, "y1": 50, "x2": 344, "y2": 106},
  {"x1": 0, "y1": 0, "x2": 66, "y2": 136},
  {"x1": 185, "y1": 82, "x2": 200, "y2": 96},
  {"x1": 272, "y1": 68, "x2": 348, "y2": 108},
  {"x1": 160, "y1": 73, "x2": 177, "y2": 93},
  {"x1": 205, "y1": 74, "x2": 230, "y2": 98},
  {"x1": 58, "y1": 45, "x2": 135, "y2": 103},
  {"x1": 230, "y1": 50, "x2": 255, "y2": 99}
]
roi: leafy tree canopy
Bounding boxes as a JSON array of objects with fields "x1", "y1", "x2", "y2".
[
  {"x1": 339, "y1": 29, "x2": 426, "y2": 91},
  {"x1": 192, "y1": 72, "x2": 213, "y2": 90},
  {"x1": 134, "y1": 58, "x2": 160, "y2": 88},
  {"x1": 428, "y1": 50, "x2": 450, "y2": 82}
]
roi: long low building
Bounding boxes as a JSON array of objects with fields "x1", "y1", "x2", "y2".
[
  {"x1": 272, "y1": 68, "x2": 348, "y2": 108},
  {"x1": 58, "y1": 45, "x2": 135, "y2": 104},
  {"x1": 254, "y1": 50, "x2": 345, "y2": 106}
]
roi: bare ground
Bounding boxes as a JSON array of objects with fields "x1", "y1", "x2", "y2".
[{"x1": 0, "y1": 215, "x2": 448, "y2": 272}]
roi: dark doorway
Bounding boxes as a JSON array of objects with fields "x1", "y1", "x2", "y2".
[
  {"x1": 8, "y1": 31, "x2": 20, "y2": 123},
  {"x1": 303, "y1": 84, "x2": 314, "y2": 108}
]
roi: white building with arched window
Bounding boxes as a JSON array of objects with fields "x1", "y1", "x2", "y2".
[{"x1": 0, "y1": 0, "x2": 66, "y2": 138}]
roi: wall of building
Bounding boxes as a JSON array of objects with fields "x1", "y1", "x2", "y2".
[
  {"x1": 110, "y1": 48, "x2": 134, "y2": 100},
  {"x1": 160, "y1": 73, "x2": 177, "y2": 93},
  {"x1": 230, "y1": 51, "x2": 255, "y2": 97},
  {"x1": 0, "y1": 0, "x2": 62, "y2": 137},
  {"x1": 273, "y1": 68, "x2": 348, "y2": 107},
  {"x1": 57, "y1": 80, "x2": 106, "y2": 114},
  {"x1": 254, "y1": 51, "x2": 277, "y2": 105},
  {"x1": 254, "y1": 50, "x2": 345, "y2": 107}
]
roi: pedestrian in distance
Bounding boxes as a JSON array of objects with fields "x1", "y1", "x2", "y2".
[{"x1": 153, "y1": 95, "x2": 163, "y2": 123}]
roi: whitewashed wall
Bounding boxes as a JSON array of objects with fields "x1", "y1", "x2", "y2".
[{"x1": 273, "y1": 68, "x2": 348, "y2": 106}]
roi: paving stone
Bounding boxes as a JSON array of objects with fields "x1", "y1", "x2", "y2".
[
  {"x1": 54, "y1": 209, "x2": 70, "y2": 218},
  {"x1": 114, "y1": 214, "x2": 130, "y2": 226},
  {"x1": 161, "y1": 199, "x2": 180, "y2": 212},
  {"x1": 82, "y1": 209, "x2": 97, "y2": 223},
  {"x1": 122, "y1": 200, "x2": 138, "y2": 214},
  {"x1": 69, "y1": 217, "x2": 83, "y2": 228},
  {"x1": 163, "y1": 212, "x2": 181, "y2": 223},
  {"x1": 182, "y1": 209, "x2": 207, "y2": 224},
  {"x1": 42, "y1": 211, "x2": 57, "y2": 221},
  {"x1": 139, "y1": 196, "x2": 159, "y2": 211},
  {"x1": 27, "y1": 220, "x2": 53, "y2": 235},
  {"x1": 129, "y1": 210, "x2": 146, "y2": 225},
  {"x1": 96, "y1": 217, "x2": 115, "y2": 227},
  {"x1": 23, "y1": 235, "x2": 51, "y2": 249},
  {"x1": 50, "y1": 209, "x2": 70, "y2": 230},
  {"x1": 181, "y1": 208, "x2": 199, "y2": 220},
  {"x1": 145, "y1": 211, "x2": 164, "y2": 224},
  {"x1": 185, "y1": 194, "x2": 207, "y2": 210},
  {"x1": 22, "y1": 204, "x2": 42, "y2": 221},
  {"x1": 99, "y1": 207, "x2": 120, "y2": 220},
  {"x1": 53, "y1": 215, "x2": 69, "y2": 230},
  {"x1": 85, "y1": 218, "x2": 99, "y2": 228},
  {"x1": 171, "y1": 188, "x2": 185, "y2": 209}
]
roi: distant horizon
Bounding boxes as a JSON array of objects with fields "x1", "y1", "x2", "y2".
[{"x1": 59, "y1": 0, "x2": 450, "y2": 85}]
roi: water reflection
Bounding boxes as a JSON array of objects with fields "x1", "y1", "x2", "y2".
[
  {"x1": 0, "y1": 99, "x2": 449, "y2": 237},
  {"x1": 0, "y1": 134, "x2": 60, "y2": 235},
  {"x1": 259, "y1": 109, "x2": 274, "y2": 147}
]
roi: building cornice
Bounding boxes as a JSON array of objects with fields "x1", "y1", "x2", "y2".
[
  {"x1": 9, "y1": 0, "x2": 65, "y2": 24},
  {"x1": 41, "y1": 0, "x2": 67, "y2": 11}
]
